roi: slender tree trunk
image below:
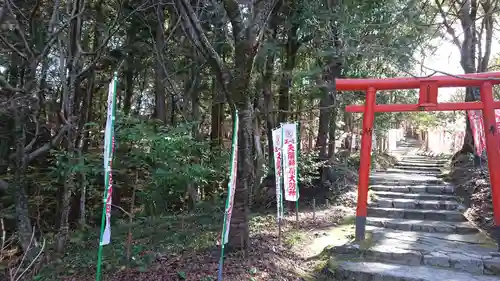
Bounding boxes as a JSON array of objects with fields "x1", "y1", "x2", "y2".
[
  {"x1": 123, "y1": 20, "x2": 136, "y2": 115},
  {"x1": 13, "y1": 110, "x2": 36, "y2": 255},
  {"x1": 57, "y1": 0, "x2": 83, "y2": 253},
  {"x1": 210, "y1": 20, "x2": 226, "y2": 150},
  {"x1": 263, "y1": 42, "x2": 276, "y2": 170},
  {"x1": 315, "y1": 74, "x2": 333, "y2": 160},
  {"x1": 277, "y1": 25, "x2": 300, "y2": 123},
  {"x1": 154, "y1": 5, "x2": 167, "y2": 123}
]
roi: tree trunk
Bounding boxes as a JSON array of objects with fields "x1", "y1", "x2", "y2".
[
  {"x1": 57, "y1": 0, "x2": 83, "y2": 253},
  {"x1": 13, "y1": 111, "x2": 36, "y2": 255},
  {"x1": 262, "y1": 38, "x2": 276, "y2": 170},
  {"x1": 277, "y1": 24, "x2": 300, "y2": 123},
  {"x1": 123, "y1": 20, "x2": 136, "y2": 115},
  {"x1": 209, "y1": 21, "x2": 226, "y2": 150},
  {"x1": 315, "y1": 75, "x2": 333, "y2": 160},
  {"x1": 228, "y1": 101, "x2": 252, "y2": 250},
  {"x1": 154, "y1": 5, "x2": 167, "y2": 123}
]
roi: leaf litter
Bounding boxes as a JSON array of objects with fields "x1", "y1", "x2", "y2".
[{"x1": 60, "y1": 203, "x2": 353, "y2": 281}]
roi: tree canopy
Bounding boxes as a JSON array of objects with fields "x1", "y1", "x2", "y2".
[{"x1": 0, "y1": 0, "x2": 498, "y2": 279}]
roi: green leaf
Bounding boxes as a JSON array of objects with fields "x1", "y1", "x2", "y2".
[
  {"x1": 177, "y1": 271, "x2": 187, "y2": 279},
  {"x1": 248, "y1": 267, "x2": 258, "y2": 275}
]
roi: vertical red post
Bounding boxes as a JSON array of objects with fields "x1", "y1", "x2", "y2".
[
  {"x1": 355, "y1": 87, "x2": 376, "y2": 241},
  {"x1": 480, "y1": 82, "x2": 500, "y2": 250}
]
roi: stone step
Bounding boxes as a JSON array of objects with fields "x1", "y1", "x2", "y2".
[
  {"x1": 395, "y1": 164, "x2": 443, "y2": 172},
  {"x1": 368, "y1": 207, "x2": 466, "y2": 221},
  {"x1": 370, "y1": 179, "x2": 445, "y2": 186},
  {"x1": 400, "y1": 157, "x2": 447, "y2": 162},
  {"x1": 370, "y1": 198, "x2": 463, "y2": 211},
  {"x1": 330, "y1": 228, "x2": 500, "y2": 276},
  {"x1": 366, "y1": 217, "x2": 478, "y2": 234},
  {"x1": 398, "y1": 161, "x2": 446, "y2": 167},
  {"x1": 370, "y1": 185, "x2": 455, "y2": 194},
  {"x1": 327, "y1": 261, "x2": 500, "y2": 281},
  {"x1": 370, "y1": 175, "x2": 445, "y2": 185},
  {"x1": 396, "y1": 163, "x2": 446, "y2": 168},
  {"x1": 402, "y1": 155, "x2": 447, "y2": 160},
  {"x1": 379, "y1": 168, "x2": 440, "y2": 175},
  {"x1": 371, "y1": 191, "x2": 458, "y2": 201}
]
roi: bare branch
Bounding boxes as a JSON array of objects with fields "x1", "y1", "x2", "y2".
[
  {"x1": 23, "y1": 115, "x2": 40, "y2": 153},
  {"x1": 222, "y1": 0, "x2": 245, "y2": 42},
  {"x1": 7, "y1": 123, "x2": 71, "y2": 163},
  {"x1": 28, "y1": 0, "x2": 42, "y2": 37},
  {"x1": 435, "y1": 0, "x2": 462, "y2": 50},
  {"x1": 5, "y1": 0, "x2": 35, "y2": 59},
  {"x1": 77, "y1": 2, "x2": 145, "y2": 79},
  {"x1": 0, "y1": 34, "x2": 27, "y2": 60},
  {"x1": 176, "y1": 0, "x2": 236, "y2": 111},
  {"x1": 178, "y1": 0, "x2": 225, "y2": 76},
  {"x1": 111, "y1": 204, "x2": 131, "y2": 217},
  {"x1": 248, "y1": 0, "x2": 281, "y2": 50},
  {"x1": 0, "y1": 74, "x2": 25, "y2": 94},
  {"x1": 14, "y1": 237, "x2": 45, "y2": 281},
  {"x1": 26, "y1": 123, "x2": 70, "y2": 163},
  {"x1": 479, "y1": 0, "x2": 494, "y2": 72},
  {"x1": 12, "y1": 225, "x2": 36, "y2": 278}
]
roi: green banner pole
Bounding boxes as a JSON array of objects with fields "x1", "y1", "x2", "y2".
[
  {"x1": 218, "y1": 110, "x2": 239, "y2": 281},
  {"x1": 96, "y1": 73, "x2": 118, "y2": 281}
]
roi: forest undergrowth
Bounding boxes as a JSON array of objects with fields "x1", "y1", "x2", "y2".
[{"x1": 28, "y1": 154, "x2": 396, "y2": 281}]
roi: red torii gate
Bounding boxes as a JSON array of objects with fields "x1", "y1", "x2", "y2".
[{"x1": 338, "y1": 72, "x2": 500, "y2": 248}]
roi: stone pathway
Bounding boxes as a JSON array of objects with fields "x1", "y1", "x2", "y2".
[{"x1": 325, "y1": 141, "x2": 500, "y2": 281}]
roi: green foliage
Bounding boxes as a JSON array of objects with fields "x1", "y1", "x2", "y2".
[
  {"x1": 114, "y1": 116, "x2": 230, "y2": 213},
  {"x1": 298, "y1": 150, "x2": 327, "y2": 188},
  {"x1": 45, "y1": 116, "x2": 230, "y2": 223}
]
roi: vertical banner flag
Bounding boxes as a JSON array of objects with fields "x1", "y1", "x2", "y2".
[
  {"x1": 218, "y1": 110, "x2": 239, "y2": 281},
  {"x1": 467, "y1": 109, "x2": 500, "y2": 157},
  {"x1": 282, "y1": 123, "x2": 299, "y2": 201},
  {"x1": 222, "y1": 112, "x2": 239, "y2": 244},
  {"x1": 272, "y1": 127, "x2": 283, "y2": 220},
  {"x1": 468, "y1": 110, "x2": 486, "y2": 156},
  {"x1": 96, "y1": 73, "x2": 118, "y2": 281},
  {"x1": 100, "y1": 74, "x2": 117, "y2": 246}
]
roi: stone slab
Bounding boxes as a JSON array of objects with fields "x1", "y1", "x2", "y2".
[
  {"x1": 368, "y1": 207, "x2": 466, "y2": 221},
  {"x1": 380, "y1": 168, "x2": 440, "y2": 175},
  {"x1": 366, "y1": 217, "x2": 478, "y2": 234},
  {"x1": 395, "y1": 164, "x2": 443, "y2": 172},
  {"x1": 371, "y1": 191, "x2": 458, "y2": 201},
  {"x1": 370, "y1": 185, "x2": 455, "y2": 194},
  {"x1": 370, "y1": 198, "x2": 463, "y2": 210},
  {"x1": 330, "y1": 227, "x2": 499, "y2": 275},
  {"x1": 370, "y1": 178, "x2": 446, "y2": 186},
  {"x1": 329, "y1": 261, "x2": 500, "y2": 281},
  {"x1": 371, "y1": 172, "x2": 443, "y2": 180},
  {"x1": 397, "y1": 161, "x2": 446, "y2": 166}
]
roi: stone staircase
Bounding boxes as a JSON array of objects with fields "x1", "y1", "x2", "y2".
[{"x1": 325, "y1": 151, "x2": 500, "y2": 281}]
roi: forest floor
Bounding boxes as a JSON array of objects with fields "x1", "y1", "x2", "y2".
[
  {"x1": 34, "y1": 153, "x2": 398, "y2": 281},
  {"x1": 38, "y1": 201, "x2": 356, "y2": 281}
]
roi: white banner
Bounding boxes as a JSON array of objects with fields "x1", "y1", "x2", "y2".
[
  {"x1": 272, "y1": 127, "x2": 283, "y2": 219},
  {"x1": 282, "y1": 123, "x2": 298, "y2": 201},
  {"x1": 223, "y1": 114, "x2": 239, "y2": 244},
  {"x1": 103, "y1": 81, "x2": 114, "y2": 168},
  {"x1": 101, "y1": 77, "x2": 117, "y2": 246}
]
